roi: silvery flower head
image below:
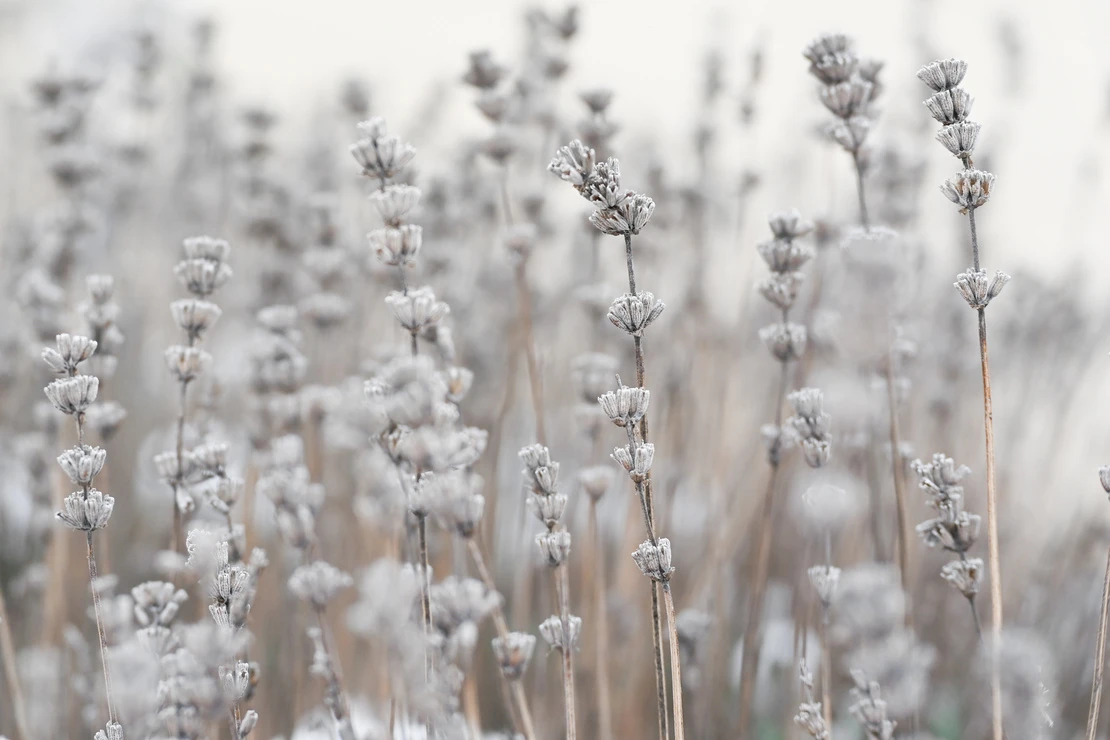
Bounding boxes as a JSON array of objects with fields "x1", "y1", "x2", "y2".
[
  {"x1": 810, "y1": 51, "x2": 859, "y2": 85},
  {"x1": 848, "y1": 669, "x2": 897, "y2": 740},
  {"x1": 585, "y1": 158, "x2": 628, "y2": 209},
  {"x1": 548, "y1": 139, "x2": 596, "y2": 189},
  {"x1": 57, "y1": 488, "x2": 115, "y2": 530},
  {"x1": 803, "y1": 33, "x2": 855, "y2": 66},
  {"x1": 367, "y1": 354, "x2": 448, "y2": 428},
  {"x1": 935, "y1": 121, "x2": 981, "y2": 159},
  {"x1": 917, "y1": 510, "x2": 981, "y2": 552},
  {"x1": 440, "y1": 365, "x2": 475, "y2": 404},
  {"x1": 539, "y1": 614, "x2": 582, "y2": 652},
  {"x1": 924, "y1": 88, "x2": 973, "y2": 126},
  {"x1": 941, "y1": 168, "x2": 994, "y2": 212},
  {"x1": 940, "y1": 557, "x2": 982, "y2": 598},
  {"x1": 385, "y1": 286, "x2": 450, "y2": 333},
  {"x1": 219, "y1": 660, "x2": 252, "y2": 702},
  {"x1": 578, "y1": 465, "x2": 615, "y2": 501},
  {"x1": 579, "y1": 88, "x2": 614, "y2": 114},
  {"x1": 758, "y1": 237, "x2": 815, "y2": 273},
  {"x1": 612, "y1": 442, "x2": 654, "y2": 483},
  {"x1": 953, "y1": 267, "x2": 1009, "y2": 309},
  {"x1": 165, "y1": 345, "x2": 212, "y2": 383},
  {"x1": 183, "y1": 235, "x2": 231, "y2": 263},
  {"x1": 589, "y1": 193, "x2": 655, "y2": 236},
  {"x1": 631, "y1": 538, "x2": 675, "y2": 581},
  {"x1": 57, "y1": 444, "x2": 106, "y2": 485},
  {"x1": 759, "y1": 322, "x2": 807, "y2": 362},
  {"x1": 370, "y1": 184, "x2": 421, "y2": 227},
  {"x1": 171, "y1": 298, "x2": 222, "y2": 341},
  {"x1": 766, "y1": 211, "x2": 814, "y2": 243},
  {"x1": 44, "y1": 374, "x2": 99, "y2": 415},
  {"x1": 94, "y1": 722, "x2": 123, "y2": 740},
  {"x1": 608, "y1": 291, "x2": 665, "y2": 337},
  {"x1": 528, "y1": 490, "x2": 568, "y2": 529},
  {"x1": 917, "y1": 58, "x2": 968, "y2": 92},
  {"x1": 175, "y1": 258, "x2": 232, "y2": 297},
  {"x1": 808, "y1": 564, "x2": 841, "y2": 608},
  {"x1": 597, "y1": 382, "x2": 650, "y2": 428},
  {"x1": 819, "y1": 79, "x2": 873, "y2": 119},
  {"x1": 462, "y1": 49, "x2": 506, "y2": 90},
  {"x1": 289, "y1": 560, "x2": 353, "y2": 608},
  {"x1": 535, "y1": 530, "x2": 572, "y2": 567},
  {"x1": 350, "y1": 117, "x2": 416, "y2": 180},
  {"x1": 828, "y1": 115, "x2": 871, "y2": 152},
  {"x1": 758, "y1": 272, "x2": 804, "y2": 311},
  {"x1": 42, "y1": 333, "x2": 97, "y2": 375},
  {"x1": 492, "y1": 632, "x2": 536, "y2": 679},
  {"x1": 519, "y1": 443, "x2": 560, "y2": 495},
  {"x1": 911, "y1": 453, "x2": 970, "y2": 500}
]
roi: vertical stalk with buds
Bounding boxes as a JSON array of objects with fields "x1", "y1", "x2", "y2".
[
  {"x1": 43, "y1": 333, "x2": 121, "y2": 740},
  {"x1": 164, "y1": 236, "x2": 233, "y2": 559},
  {"x1": 547, "y1": 139, "x2": 684, "y2": 739},
  {"x1": 918, "y1": 57, "x2": 1009, "y2": 740},
  {"x1": 737, "y1": 210, "x2": 818, "y2": 732}
]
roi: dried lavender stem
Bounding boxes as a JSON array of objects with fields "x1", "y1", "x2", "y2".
[
  {"x1": 820, "y1": 608, "x2": 832, "y2": 733},
  {"x1": 556, "y1": 562, "x2": 577, "y2": 739},
  {"x1": 313, "y1": 606, "x2": 356, "y2": 740},
  {"x1": 885, "y1": 356, "x2": 913, "y2": 626},
  {"x1": 416, "y1": 512, "x2": 433, "y2": 685},
  {"x1": 662, "y1": 583, "x2": 686, "y2": 740},
  {"x1": 589, "y1": 501, "x2": 614, "y2": 740},
  {"x1": 737, "y1": 340, "x2": 790, "y2": 732},
  {"x1": 851, "y1": 150, "x2": 870, "y2": 229},
  {"x1": 1087, "y1": 543, "x2": 1110, "y2": 740},
  {"x1": 623, "y1": 232, "x2": 670, "y2": 740},
  {"x1": 466, "y1": 538, "x2": 537, "y2": 740},
  {"x1": 0, "y1": 587, "x2": 31, "y2": 740},
  {"x1": 86, "y1": 531, "x2": 117, "y2": 724}
]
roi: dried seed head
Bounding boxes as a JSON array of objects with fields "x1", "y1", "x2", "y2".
[
  {"x1": 758, "y1": 272, "x2": 805, "y2": 311},
  {"x1": 183, "y1": 235, "x2": 231, "y2": 263},
  {"x1": 44, "y1": 374, "x2": 99, "y2": 415},
  {"x1": 810, "y1": 51, "x2": 858, "y2": 85},
  {"x1": 584, "y1": 158, "x2": 629, "y2": 209},
  {"x1": 940, "y1": 558, "x2": 982, "y2": 598},
  {"x1": 515, "y1": 443, "x2": 559, "y2": 494},
  {"x1": 787, "y1": 388, "x2": 832, "y2": 468},
  {"x1": 580, "y1": 88, "x2": 614, "y2": 114},
  {"x1": 440, "y1": 366, "x2": 475, "y2": 403},
  {"x1": 492, "y1": 631, "x2": 536, "y2": 679},
  {"x1": 528, "y1": 492, "x2": 568, "y2": 529},
  {"x1": 768, "y1": 209, "x2": 816, "y2": 240},
  {"x1": 171, "y1": 299, "x2": 222, "y2": 339},
  {"x1": 759, "y1": 322, "x2": 807, "y2": 362},
  {"x1": 953, "y1": 268, "x2": 1010, "y2": 309},
  {"x1": 803, "y1": 33, "x2": 855, "y2": 67},
  {"x1": 175, "y1": 258, "x2": 233, "y2": 297},
  {"x1": 578, "y1": 465, "x2": 616, "y2": 501},
  {"x1": 917, "y1": 58, "x2": 968, "y2": 92},
  {"x1": 597, "y1": 383, "x2": 650, "y2": 428},
  {"x1": 535, "y1": 530, "x2": 572, "y2": 567},
  {"x1": 808, "y1": 564, "x2": 841, "y2": 607},
  {"x1": 849, "y1": 669, "x2": 897, "y2": 740},
  {"x1": 385, "y1": 286, "x2": 450, "y2": 333},
  {"x1": 548, "y1": 139, "x2": 596, "y2": 189},
  {"x1": 350, "y1": 118, "x2": 416, "y2": 180},
  {"x1": 539, "y1": 614, "x2": 582, "y2": 652},
  {"x1": 165, "y1": 345, "x2": 212, "y2": 383},
  {"x1": 923, "y1": 88, "x2": 973, "y2": 126},
  {"x1": 42, "y1": 333, "x2": 97, "y2": 375},
  {"x1": 588, "y1": 192, "x2": 655, "y2": 236},
  {"x1": 370, "y1": 184, "x2": 422, "y2": 227},
  {"x1": 608, "y1": 291, "x2": 665, "y2": 336},
  {"x1": 819, "y1": 79, "x2": 873, "y2": 119},
  {"x1": 463, "y1": 50, "x2": 506, "y2": 90},
  {"x1": 57, "y1": 444, "x2": 106, "y2": 485},
  {"x1": 57, "y1": 488, "x2": 115, "y2": 530},
  {"x1": 935, "y1": 121, "x2": 981, "y2": 159},
  {"x1": 828, "y1": 115, "x2": 871, "y2": 152},
  {"x1": 612, "y1": 442, "x2": 654, "y2": 483},
  {"x1": 289, "y1": 560, "x2": 354, "y2": 608},
  {"x1": 941, "y1": 168, "x2": 994, "y2": 212},
  {"x1": 631, "y1": 538, "x2": 675, "y2": 581},
  {"x1": 369, "y1": 224, "x2": 423, "y2": 267},
  {"x1": 131, "y1": 580, "x2": 188, "y2": 627},
  {"x1": 94, "y1": 721, "x2": 124, "y2": 740},
  {"x1": 758, "y1": 238, "x2": 815, "y2": 273}
]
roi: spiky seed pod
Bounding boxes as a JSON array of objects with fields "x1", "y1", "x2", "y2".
[
  {"x1": 953, "y1": 268, "x2": 1010, "y2": 309},
  {"x1": 56, "y1": 488, "x2": 115, "y2": 530},
  {"x1": 44, "y1": 374, "x2": 99, "y2": 415},
  {"x1": 916, "y1": 58, "x2": 968, "y2": 92},
  {"x1": 607, "y1": 291, "x2": 665, "y2": 336},
  {"x1": 631, "y1": 538, "x2": 675, "y2": 581}
]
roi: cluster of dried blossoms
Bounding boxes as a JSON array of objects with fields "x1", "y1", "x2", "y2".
[
  {"x1": 44, "y1": 333, "x2": 120, "y2": 740},
  {"x1": 912, "y1": 454, "x2": 984, "y2": 607},
  {"x1": 849, "y1": 668, "x2": 897, "y2": 740},
  {"x1": 803, "y1": 32, "x2": 882, "y2": 226}
]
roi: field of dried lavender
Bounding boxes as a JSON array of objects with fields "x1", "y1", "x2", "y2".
[{"x1": 1, "y1": 4, "x2": 1109, "y2": 740}]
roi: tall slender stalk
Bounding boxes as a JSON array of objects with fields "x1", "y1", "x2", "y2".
[
  {"x1": 662, "y1": 583, "x2": 686, "y2": 740},
  {"x1": 886, "y1": 354, "x2": 913, "y2": 625},
  {"x1": 588, "y1": 500, "x2": 614, "y2": 740},
  {"x1": 0, "y1": 586, "x2": 32, "y2": 740},
  {"x1": 556, "y1": 563, "x2": 577, "y2": 739},
  {"x1": 1086, "y1": 544, "x2": 1110, "y2": 740}
]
